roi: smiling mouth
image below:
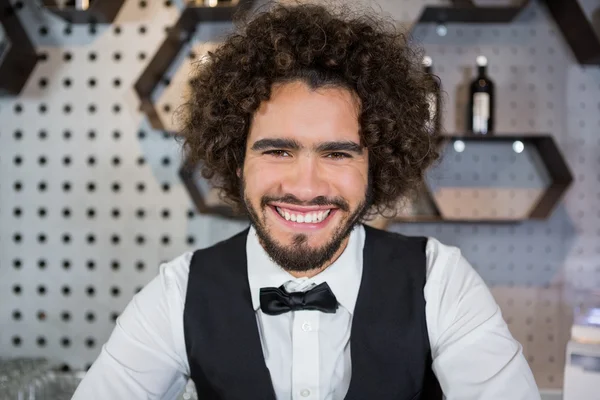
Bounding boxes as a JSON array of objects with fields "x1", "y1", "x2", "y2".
[{"x1": 270, "y1": 205, "x2": 336, "y2": 224}]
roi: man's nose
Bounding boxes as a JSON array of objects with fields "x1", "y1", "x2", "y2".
[{"x1": 280, "y1": 155, "x2": 329, "y2": 202}]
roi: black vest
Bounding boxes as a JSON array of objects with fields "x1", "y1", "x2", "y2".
[{"x1": 183, "y1": 225, "x2": 442, "y2": 400}]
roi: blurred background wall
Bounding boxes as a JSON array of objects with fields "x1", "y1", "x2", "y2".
[{"x1": 0, "y1": 0, "x2": 599, "y2": 395}]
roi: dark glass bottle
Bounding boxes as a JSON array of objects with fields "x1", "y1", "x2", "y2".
[
  {"x1": 468, "y1": 55, "x2": 495, "y2": 135},
  {"x1": 423, "y1": 56, "x2": 442, "y2": 135}
]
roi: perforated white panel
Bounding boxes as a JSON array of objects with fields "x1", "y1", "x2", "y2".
[{"x1": 1, "y1": 0, "x2": 598, "y2": 392}]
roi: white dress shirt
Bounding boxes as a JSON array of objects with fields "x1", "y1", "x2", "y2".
[{"x1": 72, "y1": 224, "x2": 540, "y2": 400}]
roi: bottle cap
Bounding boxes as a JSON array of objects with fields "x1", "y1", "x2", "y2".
[{"x1": 476, "y1": 55, "x2": 488, "y2": 67}]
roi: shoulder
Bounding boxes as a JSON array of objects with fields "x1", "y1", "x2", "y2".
[
  {"x1": 424, "y1": 236, "x2": 465, "y2": 282},
  {"x1": 157, "y1": 251, "x2": 195, "y2": 297}
]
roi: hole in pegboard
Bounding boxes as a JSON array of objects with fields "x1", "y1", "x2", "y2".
[
  {"x1": 85, "y1": 312, "x2": 96, "y2": 323},
  {"x1": 37, "y1": 336, "x2": 47, "y2": 347},
  {"x1": 13, "y1": 284, "x2": 22, "y2": 295},
  {"x1": 110, "y1": 312, "x2": 119, "y2": 323},
  {"x1": 61, "y1": 311, "x2": 71, "y2": 322}
]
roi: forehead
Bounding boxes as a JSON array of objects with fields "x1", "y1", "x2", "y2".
[{"x1": 248, "y1": 81, "x2": 361, "y2": 143}]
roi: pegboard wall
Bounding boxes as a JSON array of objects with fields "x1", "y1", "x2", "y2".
[{"x1": 0, "y1": 0, "x2": 599, "y2": 391}]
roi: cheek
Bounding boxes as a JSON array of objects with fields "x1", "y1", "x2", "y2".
[
  {"x1": 328, "y1": 167, "x2": 368, "y2": 201},
  {"x1": 243, "y1": 162, "x2": 283, "y2": 197}
]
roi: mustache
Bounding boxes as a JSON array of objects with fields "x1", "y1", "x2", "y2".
[{"x1": 261, "y1": 194, "x2": 350, "y2": 212}]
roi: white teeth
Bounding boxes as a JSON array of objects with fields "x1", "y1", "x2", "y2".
[{"x1": 275, "y1": 207, "x2": 332, "y2": 224}]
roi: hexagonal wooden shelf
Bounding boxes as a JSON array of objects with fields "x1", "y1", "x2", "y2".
[
  {"x1": 0, "y1": 0, "x2": 38, "y2": 96},
  {"x1": 179, "y1": 158, "x2": 243, "y2": 220},
  {"x1": 541, "y1": 0, "x2": 600, "y2": 66},
  {"x1": 134, "y1": 0, "x2": 254, "y2": 133},
  {"x1": 426, "y1": 134, "x2": 573, "y2": 223}
]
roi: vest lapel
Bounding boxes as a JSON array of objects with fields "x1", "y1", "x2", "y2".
[
  {"x1": 184, "y1": 228, "x2": 277, "y2": 400},
  {"x1": 344, "y1": 226, "x2": 430, "y2": 400}
]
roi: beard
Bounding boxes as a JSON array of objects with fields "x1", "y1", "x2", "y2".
[{"x1": 241, "y1": 176, "x2": 373, "y2": 274}]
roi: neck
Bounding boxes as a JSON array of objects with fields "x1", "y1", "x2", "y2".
[{"x1": 287, "y1": 234, "x2": 352, "y2": 279}]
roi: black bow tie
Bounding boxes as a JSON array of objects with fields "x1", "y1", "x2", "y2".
[{"x1": 259, "y1": 282, "x2": 339, "y2": 316}]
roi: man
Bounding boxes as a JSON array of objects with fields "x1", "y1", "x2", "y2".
[{"x1": 73, "y1": 2, "x2": 540, "y2": 399}]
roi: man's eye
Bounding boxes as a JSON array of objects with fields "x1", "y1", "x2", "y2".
[
  {"x1": 265, "y1": 150, "x2": 290, "y2": 157},
  {"x1": 327, "y1": 152, "x2": 351, "y2": 159}
]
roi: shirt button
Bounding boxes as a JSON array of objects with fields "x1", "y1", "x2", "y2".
[
  {"x1": 301, "y1": 321, "x2": 312, "y2": 332},
  {"x1": 300, "y1": 389, "x2": 311, "y2": 397}
]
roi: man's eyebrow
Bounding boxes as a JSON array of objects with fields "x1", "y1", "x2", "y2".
[
  {"x1": 315, "y1": 141, "x2": 363, "y2": 155},
  {"x1": 250, "y1": 138, "x2": 301, "y2": 151},
  {"x1": 250, "y1": 138, "x2": 363, "y2": 155}
]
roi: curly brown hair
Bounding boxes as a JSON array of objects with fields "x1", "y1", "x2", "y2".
[{"x1": 176, "y1": 0, "x2": 442, "y2": 220}]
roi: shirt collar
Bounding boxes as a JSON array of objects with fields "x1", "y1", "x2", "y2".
[{"x1": 247, "y1": 224, "x2": 365, "y2": 315}]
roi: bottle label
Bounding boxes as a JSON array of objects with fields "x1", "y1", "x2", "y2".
[
  {"x1": 425, "y1": 92, "x2": 437, "y2": 132},
  {"x1": 472, "y1": 92, "x2": 490, "y2": 134}
]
